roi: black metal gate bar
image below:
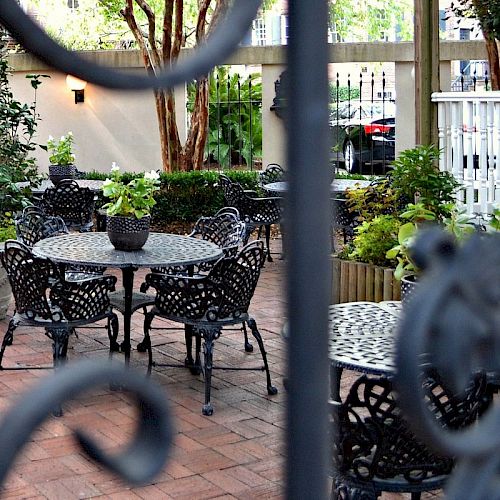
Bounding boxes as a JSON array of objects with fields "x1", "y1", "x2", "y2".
[{"x1": 286, "y1": 0, "x2": 331, "y2": 498}]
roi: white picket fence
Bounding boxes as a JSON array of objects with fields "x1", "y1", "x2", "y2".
[{"x1": 431, "y1": 91, "x2": 500, "y2": 217}]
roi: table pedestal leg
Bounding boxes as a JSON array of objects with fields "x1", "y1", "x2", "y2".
[{"x1": 120, "y1": 266, "x2": 136, "y2": 364}]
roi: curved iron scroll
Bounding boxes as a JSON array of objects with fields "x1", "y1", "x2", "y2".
[
  {"x1": 395, "y1": 229, "x2": 500, "y2": 500},
  {"x1": 0, "y1": 360, "x2": 172, "y2": 487},
  {"x1": 0, "y1": 0, "x2": 261, "y2": 90}
]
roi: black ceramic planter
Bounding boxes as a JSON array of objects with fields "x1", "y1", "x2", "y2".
[
  {"x1": 107, "y1": 215, "x2": 151, "y2": 251},
  {"x1": 49, "y1": 164, "x2": 76, "y2": 184}
]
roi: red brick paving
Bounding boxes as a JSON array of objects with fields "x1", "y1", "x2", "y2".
[{"x1": 0, "y1": 237, "x2": 443, "y2": 499}]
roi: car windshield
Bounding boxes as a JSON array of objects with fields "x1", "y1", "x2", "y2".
[{"x1": 330, "y1": 101, "x2": 395, "y2": 121}]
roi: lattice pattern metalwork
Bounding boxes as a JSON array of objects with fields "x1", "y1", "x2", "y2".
[
  {"x1": 219, "y1": 174, "x2": 282, "y2": 261},
  {"x1": 15, "y1": 206, "x2": 105, "y2": 280},
  {"x1": 331, "y1": 372, "x2": 491, "y2": 499},
  {"x1": 143, "y1": 241, "x2": 277, "y2": 415},
  {"x1": 0, "y1": 240, "x2": 119, "y2": 369},
  {"x1": 259, "y1": 163, "x2": 286, "y2": 191},
  {"x1": 39, "y1": 179, "x2": 96, "y2": 231}
]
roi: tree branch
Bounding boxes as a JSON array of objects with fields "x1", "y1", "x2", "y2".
[
  {"x1": 162, "y1": 0, "x2": 174, "y2": 62},
  {"x1": 134, "y1": 0, "x2": 161, "y2": 67},
  {"x1": 121, "y1": 1, "x2": 154, "y2": 72},
  {"x1": 172, "y1": 0, "x2": 184, "y2": 60}
]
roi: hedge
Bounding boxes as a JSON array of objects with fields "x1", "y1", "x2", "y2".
[{"x1": 85, "y1": 169, "x2": 259, "y2": 223}]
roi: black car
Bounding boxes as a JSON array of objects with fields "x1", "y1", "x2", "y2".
[{"x1": 330, "y1": 101, "x2": 395, "y2": 174}]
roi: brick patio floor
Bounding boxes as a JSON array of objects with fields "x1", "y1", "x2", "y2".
[{"x1": 0, "y1": 237, "x2": 442, "y2": 499}]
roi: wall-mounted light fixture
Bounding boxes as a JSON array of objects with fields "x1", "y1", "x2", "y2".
[{"x1": 66, "y1": 74, "x2": 87, "y2": 104}]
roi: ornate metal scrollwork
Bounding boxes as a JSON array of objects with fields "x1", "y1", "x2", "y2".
[
  {"x1": 395, "y1": 229, "x2": 500, "y2": 500},
  {"x1": 0, "y1": 360, "x2": 172, "y2": 487},
  {"x1": 0, "y1": 0, "x2": 261, "y2": 90}
]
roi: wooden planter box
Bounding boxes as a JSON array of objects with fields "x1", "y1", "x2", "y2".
[{"x1": 331, "y1": 258, "x2": 401, "y2": 304}]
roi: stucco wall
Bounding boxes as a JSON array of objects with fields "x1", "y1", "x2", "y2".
[{"x1": 8, "y1": 42, "x2": 488, "y2": 174}]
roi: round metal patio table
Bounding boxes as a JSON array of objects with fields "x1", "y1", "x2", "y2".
[
  {"x1": 16, "y1": 179, "x2": 104, "y2": 195},
  {"x1": 33, "y1": 232, "x2": 223, "y2": 362},
  {"x1": 263, "y1": 178, "x2": 371, "y2": 195}
]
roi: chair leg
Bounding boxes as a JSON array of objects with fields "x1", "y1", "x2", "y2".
[
  {"x1": 247, "y1": 318, "x2": 278, "y2": 396},
  {"x1": 242, "y1": 225, "x2": 252, "y2": 245},
  {"x1": 184, "y1": 325, "x2": 201, "y2": 375},
  {"x1": 242, "y1": 321, "x2": 253, "y2": 352},
  {"x1": 107, "y1": 313, "x2": 120, "y2": 353},
  {"x1": 264, "y1": 225, "x2": 273, "y2": 262},
  {"x1": 47, "y1": 327, "x2": 72, "y2": 417},
  {"x1": 0, "y1": 319, "x2": 19, "y2": 368},
  {"x1": 143, "y1": 311, "x2": 154, "y2": 375},
  {"x1": 200, "y1": 327, "x2": 220, "y2": 416}
]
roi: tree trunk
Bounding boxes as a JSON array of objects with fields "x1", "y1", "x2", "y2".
[{"x1": 484, "y1": 37, "x2": 500, "y2": 90}]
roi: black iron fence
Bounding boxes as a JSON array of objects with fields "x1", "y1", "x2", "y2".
[
  {"x1": 187, "y1": 69, "x2": 263, "y2": 171},
  {"x1": 329, "y1": 71, "x2": 396, "y2": 176}
]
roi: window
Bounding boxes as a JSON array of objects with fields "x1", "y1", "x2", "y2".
[
  {"x1": 252, "y1": 18, "x2": 266, "y2": 46},
  {"x1": 67, "y1": 0, "x2": 79, "y2": 9}
]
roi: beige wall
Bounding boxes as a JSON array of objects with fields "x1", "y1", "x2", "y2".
[
  {"x1": 11, "y1": 70, "x2": 187, "y2": 174},
  {"x1": 8, "y1": 42, "x2": 487, "y2": 175}
]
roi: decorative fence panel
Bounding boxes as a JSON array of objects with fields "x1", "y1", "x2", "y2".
[
  {"x1": 432, "y1": 91, "x2": 500, "y2": 218},
  {"x1": 188, "y1": 70, "x2": 263, "y2": 171}
]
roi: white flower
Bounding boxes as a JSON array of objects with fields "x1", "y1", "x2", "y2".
[
  {"x1": 60, "y1": 136, "x2": 65, "y2": 141},
  {"x1": 144, "y1": 170, "x2": 159, "y2": 181},
  {"x1": 48, "y1": 135, "x2": 53, "y2": 142},
  {"x1": 67, "y1": 131, "x2": 73, "y2": 136},
  {"x1": 103, "y1": 178, "x2": 113, "y2": 186},
  {"x1": 111, "y1": 162, "x2": 120, "y2": 172}
]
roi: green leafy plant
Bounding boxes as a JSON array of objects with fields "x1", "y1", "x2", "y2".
[
  {"x1": 0, "y1": 46, "x2": 46, "y2": 223},
  {"x1": 345, "y1": 178, "x2": 405, "y2": 223},
  {"x1": 348, "y1": 215, "x2": 401, "y2": 267},
  {"x1": 390, "y1": 145, "x2": 460, "y2": 219},
  {"x1": 386, "y1": 203, "x2": 475, "y2": 280},
  {"x1": 102, "y1": 163, "x2": 161, "y2": 219},
  {"x1": 43, "y1": 132, "x2": 75, "y2": 165},
  {"x1": 489, "y1": 207, "x2": 500, "y2": 231},
  {"x1": 188, "y1": 67, "x2": 262, "y2": 168},
  {"x1": 0, "y1": 221, "x2": 16, "y2": 242}
]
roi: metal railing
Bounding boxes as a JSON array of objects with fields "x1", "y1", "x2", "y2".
[
  {"x1": 329, "y1": 71, "x2": 396, "y2": 176},
  {"x1": 188, "y1": 71, "x2": 263, "y2": 170}
]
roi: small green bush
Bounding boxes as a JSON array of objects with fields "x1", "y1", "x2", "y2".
[
  {"x1": 85, "y1": 169, "x2": 259, "y2": 223},
  {"x1": 348, "y1": 215, "x2": 401, "y2": 267}
]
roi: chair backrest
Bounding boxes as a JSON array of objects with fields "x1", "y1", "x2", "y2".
[
  {"x1": 40, "y1": 180, "x2": 95, "y2": 230},
  {"x1": 258, "y1": 164, "x2": 285, "y2": 187},
  {"x1": 208, "y1": 240, "x2": 265, "y2": 320},
  {"x1": 191, "y1": 211, "x2": 245, "y2": 250},
  {"x1": 333, "y1": 372, "x2": 490, "y2": 490},
  {"x1": 15, "y1": 206, "x2": 69, "y2": 247},
  {"x1": 0, "y1": 240, "x2": 57, "y2": 321},
  {"x1": 219, "y1": 175, "x2": 244, "y2": 209}
]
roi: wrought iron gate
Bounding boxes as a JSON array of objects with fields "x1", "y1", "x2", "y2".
[{"x1": 0, "y1": 1, "x2": 496, "y2": 498}]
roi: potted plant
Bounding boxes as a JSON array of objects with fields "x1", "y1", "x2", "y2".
[
  {"x1": 386, "y1": 203, "x2": 475, "y2": 304},
  {"x1": 44, "y1": 132, "x2": 76, "y2": 184},
  {"x1": 101, "y1": 163, "x2": 160, "y2": 251}
]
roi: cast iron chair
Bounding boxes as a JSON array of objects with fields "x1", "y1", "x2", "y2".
[
  {"x1": 142, "y1": 240, "x2": 278, "y2": 415},
  {"x1": 15, "y1": 206, "x2": 104, "y2": 281},
  {"x1": 331, "y1": 371, "x2": 491, "y2": 499},
  {"x1": 0, "y1": 240, "x2": 119, "y2": 374},
  {"x1": 330, "y1": 197, "x2": 358, "y2": 252},
  {"x1": 138, "y1": 209, "x2": 253, "y2": 359},
  {"x1": 39, "y1": 179, "x2": 96, "y2": 232},
  {"x1": 219, "y1": 174, "x2": 282, "y2": 262},
  {"x1": 258, "y1": 163, "x2": 286, "y2": 193}
]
